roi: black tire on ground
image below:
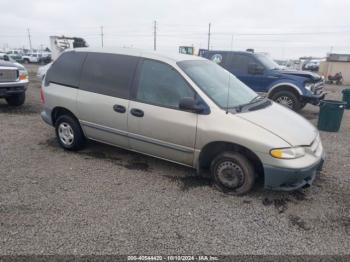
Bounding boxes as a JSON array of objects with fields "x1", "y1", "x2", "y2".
[
  {"x1": 210, "y1": 152, "x2": 255, "y2": 195},
  {"x1": 23, "y1": 59, "x2": 30, "y2": 64},
  {"x1": 5, "y1": 93, "x2": 25, "y2": 106},
  {"x1": 55, "y1": 114, "x2": 86, "y2": 151},
  {"x1": 270, "y1": 90, "x2": 301, "y2": 111}
]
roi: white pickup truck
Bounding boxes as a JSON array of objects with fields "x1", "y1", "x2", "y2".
[{"x1": 22, "y1": 53, "x2": 51, "y2": 64}]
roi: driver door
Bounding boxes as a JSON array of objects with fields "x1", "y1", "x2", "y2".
[{"x1": 127, "y1": 59, "x2": 198, "y2": 166}]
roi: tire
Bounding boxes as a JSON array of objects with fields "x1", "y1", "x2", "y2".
[
  {"x1": 23, "y1": 59, "x2": 30, "y2": 64},
  {"x1": 55, "y1": 115, "x2": 85, "y2": 151},
  {"x1": 270, "y1": 90, "x2": 301, "y2": 111},
  {"x1": 210, "y1": 152, "x2": 255, "y2": 195},
  {"x1": 5, "y1": 93, "x2": 25, "y2": 106}
]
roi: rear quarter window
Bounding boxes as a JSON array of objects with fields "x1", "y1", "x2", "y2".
[
  {"x1": 45, "y1": 51, "x2": 86, "y2": 87},
  {"x1": 79, "y1": 52, "x2": 139, "y2": 99}
]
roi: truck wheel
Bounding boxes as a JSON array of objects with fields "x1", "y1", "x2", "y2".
[
  {"x1": 23, "y1": 59, "x2": 30, "y2": 64},
  {"x1": 271, "y1": 90, "x2": 301, "y2": 111},
  {"x1": 210, "y1": 152, "x2": 255, "y2": 195},
  {"x1": 55, "y1": 115, "x2": 86, "y2": 151},
  {"x1": 5, "y1": 93, "x2": 25, "y2": 106}
]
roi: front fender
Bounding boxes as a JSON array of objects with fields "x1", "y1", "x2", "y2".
[{"x1": 267, "y1": 80, "x2": 307, "y2": 96}]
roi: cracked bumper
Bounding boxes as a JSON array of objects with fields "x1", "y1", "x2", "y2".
[{"x1": 264, "y1": 157, "x2": 325, "y2": 191}]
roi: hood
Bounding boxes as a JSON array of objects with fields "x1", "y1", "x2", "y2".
[
  {"x1": 13, "y1": 62, "x2": 25, "y2": 71},
  {"x1": 0, "y1": 60, "x2": 17, "y2": 68},
  {"x1": 237, "y1": 103, "x2": 317, "y2": 146},
  {"x1": 0, "y1": 60, "x2": 24, "y2": 71},
  {"x1": 276, "y1": 69, "x2": 322, "y2": 82}
]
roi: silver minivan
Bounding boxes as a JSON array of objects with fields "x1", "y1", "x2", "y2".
[{"x1": 41, "y1": 48, "x2": 325, "y2": 195}]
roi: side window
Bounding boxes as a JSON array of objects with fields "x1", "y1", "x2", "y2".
[
  {"x1": 80, "y1": 53, "x2": 139, "y2": 98},
  {"x1": 136, "y1": 59, "x2": 195, "y2": 108},
  {"x1": 228, "y1": 54, "x2": 255, "y2": 74},
  {"x1": 45, "y1": 51, "x2": 86, "y2": 87}
]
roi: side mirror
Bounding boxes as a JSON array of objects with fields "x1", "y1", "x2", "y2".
[
  {"x1": 179, "y1": 97, "x2": 203, "y2": 113},
  {"x1": 3, "y1": 55, "x2": 9, "y2": 61},
  {"x1": 248, "y1": 63, "x2": 264, "y2": 75}
]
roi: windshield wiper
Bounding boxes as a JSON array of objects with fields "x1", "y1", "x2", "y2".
[
  {"x1": 236, "y1": 96, "x2": 265, "y2": 112},
  {"x1": 249, "y1": 95, "x2": 263, "y2": 103}
]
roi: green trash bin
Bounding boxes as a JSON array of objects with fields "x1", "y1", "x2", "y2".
[
  {"x1": 342, "y1": 89, "x2": 350, "y2": 109},
  {"x1": 317, "y1": 100, "x2": 347, "y2": 132}
]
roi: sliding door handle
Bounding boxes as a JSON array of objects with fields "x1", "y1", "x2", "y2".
[{"x1": 130, "y1": 108, "x2": 144, "y2": 117}]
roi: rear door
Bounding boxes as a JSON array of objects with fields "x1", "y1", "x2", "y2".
[
  {"x1": 77, "y1": 52, "x2": 139, "y2": 148},
  {"x1": 226, "y1": 53, "x2": 267, "y2": 92},
  {"x1": 127, "y1": 59, "x2": 198, "y2": 166}
]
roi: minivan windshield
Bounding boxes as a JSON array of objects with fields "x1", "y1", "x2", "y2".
[
  {"x1": 177, "y1": 60, "x2": 257, "y2": 109},
  {"x1": 255, "y1": 53, "x2": 280, "y2": 70}
]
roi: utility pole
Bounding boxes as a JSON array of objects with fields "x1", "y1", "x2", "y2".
[
  {"x1": 207, "y1": 23, "x2": 211, "y2": 51},
  {"x1": 100, "y1": 26, "x2": 104, "y2": 48},
  {"x1": 27, "y1": 28, "x2": 32, "y2": 51},
  {"x1": 153, "y1": 20, "x2": 157, "y2": 51}
]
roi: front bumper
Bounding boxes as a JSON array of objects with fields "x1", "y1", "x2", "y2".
[
  {"x1": 263, "y1": 156, "x2": 325, "y2": 191},
  {"x1": 302, "y1": 81, "x2": 326, "y2": 105},
  {"x1": 0, "y1": 80, "x2": 29, "y2": 97}
]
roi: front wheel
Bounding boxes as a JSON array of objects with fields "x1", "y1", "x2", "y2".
[
  {"x1": 210, "y1": 152, "x2": 255, "y2": 195},
  {"x1": 55, "y1": 115, "x2": 86, "y2": 151},
  {"x1": 5, "y1": 93, "x2": 25, "y2": 106},
  {"x1": 270, "y1": 90, "x2": 301, "y2": 111}
]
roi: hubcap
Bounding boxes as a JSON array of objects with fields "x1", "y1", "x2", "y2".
[
  {"x1": 276, "y1": 96, "x2": 294, "y2": 108},
  {"x1": 217, "y1": 161, "x2": 244, "y2": 189},
  {"x1": 58, "y1": 122, "x2": 74, "y2": 146}
]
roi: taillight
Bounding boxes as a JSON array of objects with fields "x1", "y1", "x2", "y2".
[{"x1": 40, "y1": 87, "x2": 45, "y2": 103}]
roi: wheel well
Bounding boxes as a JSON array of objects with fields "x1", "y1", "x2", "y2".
[
  {"x1": 51, "y1": 107, "x2": 77, "y2": 125},
  {"x1": 268, "y1": 85, "x2": 300, "y2": 99},
  {"x1": 198, "y1": 141, "x2": 264, "y2": 178}
]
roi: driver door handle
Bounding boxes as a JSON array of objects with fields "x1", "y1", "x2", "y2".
[
  {"x1": 130, "y1": 108, "x2": 144, "y2": 117},
  {"x1": 113, "y1": 104, "x2": 126, "y2": 113}
]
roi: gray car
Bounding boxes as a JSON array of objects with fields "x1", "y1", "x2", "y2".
[{"x1": 41, "y1": 48, "x2": 325, "y2": 195}]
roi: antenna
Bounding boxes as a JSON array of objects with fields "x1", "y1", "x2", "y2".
[{"x1": 226, "y1": 34, "x2": 234, "y2": 114}]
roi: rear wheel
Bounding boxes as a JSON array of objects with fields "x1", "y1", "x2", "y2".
[
  {"x1": 23, "y1": 59, "x2": 30, "y2": 64},
  {"x1": 55, "y1": 115, "x2": 85, "y2": 150},
  {"x1": 210, "y1": 152, "x2": 255, "y2": 195},
  {"x1": 270, "y1": 90, "x2": 301, "y2": 111},
  {"x1": 5, "y1": 93, "x2": 25, "y2": 106}
]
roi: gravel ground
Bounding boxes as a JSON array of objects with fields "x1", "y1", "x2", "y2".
[{"x1": 0, "y1": 64, "x2": 349, "y2": 255}]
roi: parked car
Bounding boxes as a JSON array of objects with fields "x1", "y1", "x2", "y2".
[
  {"x1": 0, "y1": 58, "x2": 29, "y2": 106},
  {"x1": 5, "y1": 50, "x2": 23, "y2": 63},
  {"x1": 23, "y1": 53, "x2": 51, "y2": 64},
  {"x1": 303, "y1": 60, "x2": 320, "y2": 72},
  {"x1": 199, "y1": 50, "x2": 325, "y2": 111},
  {"x1": 41, "y1": 48, "x2": 325, "y2": 195}
]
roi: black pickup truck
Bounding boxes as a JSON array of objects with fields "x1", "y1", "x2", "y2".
[{"x1": 0, "y1": 59, "x2": 29, "y2": 106}]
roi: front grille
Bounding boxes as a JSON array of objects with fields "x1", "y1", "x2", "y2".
[{"x1": 0, "y1": 69, "x2": 18, "y2": 82}]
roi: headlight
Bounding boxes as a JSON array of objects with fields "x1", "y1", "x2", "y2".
[
  {"x1": 270, "y1": 147, "x2": 305, "y2": 159},
  {"x1": 305, "y1": 83, "x2": 314, "y2": 91},
  {"x1": 19, "y1": 70, "x2": 28, "y2": 81}
]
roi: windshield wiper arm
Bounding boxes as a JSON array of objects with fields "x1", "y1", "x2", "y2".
[{"x1": 249, "y1": 95, "x2": 263, "y2": 103}]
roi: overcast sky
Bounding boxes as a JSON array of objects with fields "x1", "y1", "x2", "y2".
[{"x1": 1, "y1": 0, "x2": 350, "y2": 59}]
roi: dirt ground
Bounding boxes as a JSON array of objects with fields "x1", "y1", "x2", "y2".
[{"x1": 0, "y1": 64, "x2": 349, "y2": 255}]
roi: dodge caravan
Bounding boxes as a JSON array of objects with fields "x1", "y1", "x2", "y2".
[{"x1": 41, "y1": 48, "x2": 325, "y2": 194}]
